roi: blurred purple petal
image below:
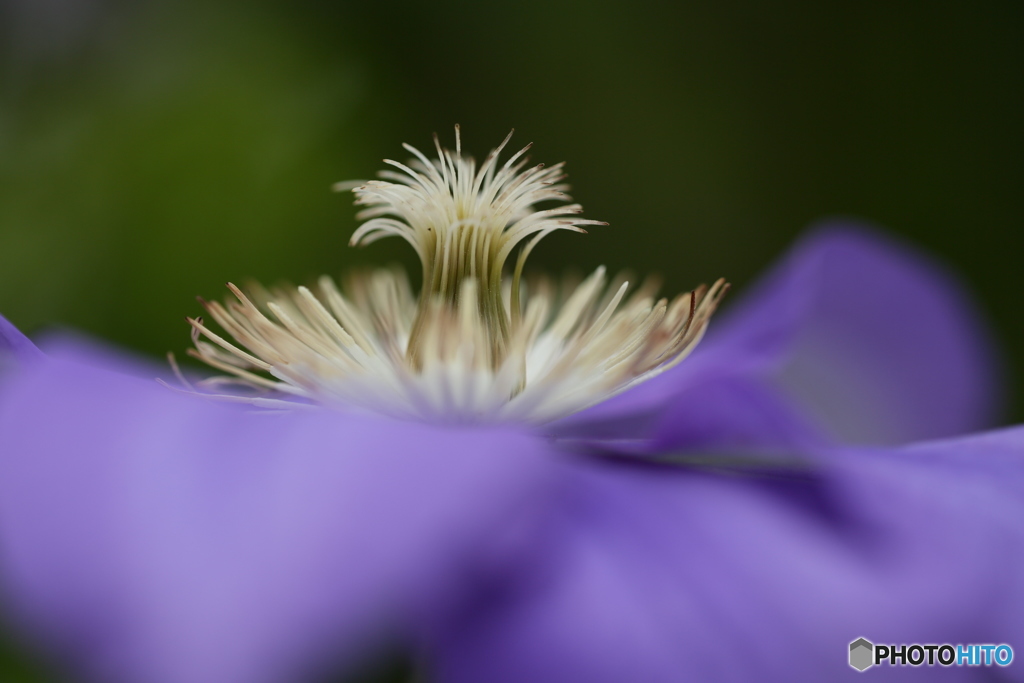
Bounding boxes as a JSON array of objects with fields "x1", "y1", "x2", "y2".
[
  {"x1": 0, "y1": 314, "x2": 44, "y2": 365},
  {"x1": 425, "y1": 430, "x2": 1024, "y2": 682},
  {"x1": 0, "y1": 347, "x2": 558, "y2": 683},
  {"x1": 564, "y1": 224, "x2": 1001, "y2": 448},
  {"x1": 555, "y1": 371, "x2": 829, "y2": 459},
  {"x1": 710, "y1": 223, "x2": 1002, "y2": 444}
]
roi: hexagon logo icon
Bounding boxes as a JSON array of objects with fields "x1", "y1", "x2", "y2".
[{"x1": 849, "y1": 638, "x2": 874, "y2": 671}]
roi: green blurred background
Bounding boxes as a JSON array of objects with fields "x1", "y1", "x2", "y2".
[{"x1": 0, "y1": 0, "x2": 1022, "y2": 679}]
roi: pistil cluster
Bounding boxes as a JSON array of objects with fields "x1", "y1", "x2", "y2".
[{"x1": 181, "y1": 129, "x2": 726, "y2": 422}]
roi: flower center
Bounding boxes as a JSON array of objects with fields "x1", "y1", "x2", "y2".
[
  {"x1": 345, "y1": 127, "x2": 604, "y2": 370},
  {"x1": 179, "y1": 129, "x2": 727, "y2": 422}
]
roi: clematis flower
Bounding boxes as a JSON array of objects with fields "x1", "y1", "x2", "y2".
[{"x1": 0, "y1": 130, "x2": 1021, "y2": 683}]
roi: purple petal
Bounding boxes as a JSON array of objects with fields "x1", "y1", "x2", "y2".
[
  {"x1": 0, "y1": 346, "x2": 558, "y2": 683},
  {"x1": 0, "y1": 314, "x2": 44, "y2": 366},
  {"x1": 712, "y1": 224, "x2": 1002, "y2": 444},
  {"x1": 555, "y1": 371, "x2": 829, "y2": 458},
  {"x1": 565, "y1": 223, "x2": 1001, "y2": 448},
  {"x1": 425, "y1": 430, "x2": 1024, "y2": 682}
]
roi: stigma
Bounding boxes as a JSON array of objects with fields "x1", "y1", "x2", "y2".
[{"x1": 181, "y1": 129, "x2": 727, "y2": 422}]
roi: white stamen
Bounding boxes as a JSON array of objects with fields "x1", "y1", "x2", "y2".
[{"x1": 181, "y1": 130, "x2": 728, "y2": 423}]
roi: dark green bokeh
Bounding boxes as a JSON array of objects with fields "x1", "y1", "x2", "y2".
[
  {"x1": 0, "y1": 0, "x2": 1021, "y2": 679},
  {"x1": 0, "y1": 0, "x2": 415, "y2": 366}
]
